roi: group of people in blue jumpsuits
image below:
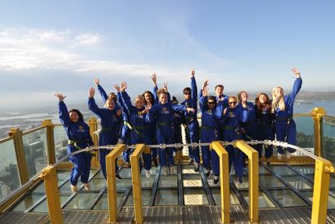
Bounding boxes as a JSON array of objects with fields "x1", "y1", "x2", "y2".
[{"x1": 55, "y1": 68, "x2": 302, "y2": 193}]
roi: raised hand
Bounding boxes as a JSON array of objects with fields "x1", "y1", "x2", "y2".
[
  {"x1": 151, "y1": 73, "x2": 157, "y2": 86},
  {"x1": 202, "y1": 79, "x2": 209, "y2": 90},
  {"x1": 163, "y1": 82, "x2": 168, "y2": 92},
  {"x1": 292, "y1": 68, "x2": 301, "y2": 78},
  {"x1": 202, "y1": 87, "x2": 209, "y2": 96},
  {"x1": 114, "y1": 84, "x2": 121, "y2": 92},
  {"x1": 191, "y1": 69, "x2": 195, "y2": 77},
  {"x1": 94, "y1": 78, "x2": 100, "y2": 86},
  {"x1": 120, "y1": 81, "x2": 128, "y2": 92},
  {"x1": 54, "y1": 93, "x2": 66, "y2": 101},
  {"x1": 88, "y1": 87, "x2": 95, "y2": 98}
]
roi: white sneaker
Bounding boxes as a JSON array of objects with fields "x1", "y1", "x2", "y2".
[
  {"x1": 70, "y1": 185, "x2": 78, "y2": 194},
  {"x1": 173, "y1": 151, "x2": 176, "y2": 157},
  {"x1": 286, "y1": 151, "x2": 292, "y2": 159},
  {"x1": 277, "y1": 153, "x2": 283, "y2": 160},
  {"x1": 145, "y1": 169, "x2": 151, "y2": 178},
  {"x1": 169, "y1": 166, "x2": 174, "y2": 174}
]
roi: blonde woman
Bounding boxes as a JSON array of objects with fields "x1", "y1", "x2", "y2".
[{"x1": 272, "y1": 68, "x2": 302, "y2": 159}]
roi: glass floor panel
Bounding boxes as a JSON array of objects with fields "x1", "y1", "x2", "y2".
[
  {"x1": 58, "y1": 180, "x2": 73, "y2": 194},
  {"x1": 258, "y1": 165, "x2": 271, "y2": 174},
  {"x1": 125, "y1": 189, "x2": 151, "y2": 206},
  {"x1": 267, "y1": 189, "x2": 309, "y2": 207},
  {"x1": 32, "y1": 195, "x2": 70, "y2": 212},
  {"x1": 241, "y1": 191, "x2": 276, "y2": 208},
  {"x1": 141, "y1": 176, "x2": 155, "y2": 188},
  {"x1": 184, "y1": 188, "x2": 209, "y2": 205},
  {"x1": 267, "y1": 166, "x2": 297, "y2": 176},
  {"x1": 93, "y1": 170, "x2": 105, "y2": 178},
  {"x1": 155, "y1": 189, "x2": 178, "y2": 205},
  {"x1": 57, "y1": 170, "x2": 72, "y2": 181},
  {"x1": 211, "y1": 189, "x2": 240, "y2": 205},
  {"x1": 159, "y1": 175, "x2": 178, "y2": 188},
  {"x1": 183, "y1": 174, "x2": 203, "y2": 187},
  {"x1": 292, "y1": 165, "x2": 315, "y2": 175},
  {"x1": 116, "y1": 178, "x2": 132, "y2": 191},
  {"x1": 284, "y1": 175, "x2": 313, "y2": 190},
  {"x1": 31, "y1": 182, "x2": 45, "y2": 194},
  {"x1": 301, "y1": 191, "x2": 335, "y2": 209},
  {"x1": 259, "y1": 175, "x2": 286, "y2": 188},
  {"x1": 88, "y1": 178, "x2": 106, "y2": 191},
  {"x1": 329, "y1": 176, "x2": 335, "y2": 188},
  {"x1": 12, "y1": 194, "x2": 45, "y2": 211},
  {"x1": 92, "y1": 193, "x2": 124, "y2": 210},
  {"x1": 182, "y1": 165, "x2": 198, "y2": 174},
  {"x1": 118, "y1": 168, "x2": 132, "y2": 178},
  {"x1": 65, "y1": 193, "x2": 99, "y2": 210},
  {"x1": 231, "y1": 175, "x2": 249, "y2": 189}
]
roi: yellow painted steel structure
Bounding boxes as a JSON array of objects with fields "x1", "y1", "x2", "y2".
[
  {"x1": 233, "y1": 140, "x2": 259, "y2": 223},
  {"x1": 42, "y1": 119, "x2": 56, "y2": 164},
  {"x1": 88, "y1": 117, "x2": 99, "y2": 166},
  {"x1": 39, "y1": 165, "x2": 63, "y2": 224},
  {"x1": 310, "y1": 107, "x2": 326, "y2": 157},
  {"x1": 130, "y1": 144, "x2": 151, "y2": 224},
  {"x1": 210, "y1": 141, "x2": 231, "y2": 223},
  {"x1": 105, "y1": 144, "x2": 126, "y2": 223}
]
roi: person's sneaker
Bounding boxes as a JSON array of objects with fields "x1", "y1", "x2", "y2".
[
  {"x1": 238, "y1": 176, "x2": 244, "y2": 184},
  {"x1": 204, "y1": 169, "x2": 211, "y2": 177},
  {"x1": 194, "y1": 163, "x2": 199, "y2": 172},
  {"x1": 145, "y1": 169, "x2": 151, "y2": 178},
  {"x1": 123, "y1": 162, "x2": 131, "y2": 168},
  {"x1": 188, "y1": 159, "x2": 194, "y2": 165},
  {"x1": 169, "y1": 166, "x2": 174, "y2": 174},
  {"x1": 286, "y1": 151, "x2": 292, "y2": 159},
  {"x1": 83, "y1": 183, "x2": 91, "y2": 191},
  {"x1": 214, "y1": 176, "x2": 219, "y2": 185},
  {"x1": 173, "y1": 151, "x2": 176, "y2": 157},
  {"x1": 153, "y1": 158, "x2": 158, "y2": 167},
  {"x1": 70, "y1": 185, "x2": 78, "y2": 194},
  {"x1": 115, "y1": 174, "x2": 122, "y2": 180},
  {"x1": 162, "y1": 166, "x2": 168, "y2": 176},
  {"x1": 277, "y1": 153, "x2": 283, "y2": 160},
  {"x1": 266, "y1": 158, "x2": 271, "y2": 165}
]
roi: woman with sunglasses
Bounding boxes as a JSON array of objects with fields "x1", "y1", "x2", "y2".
[
  {"x1": 55, "y1": 93, "x2": 94, "y2": 193},
  {"x1": 272, "y1": 68, "x2": 302, "y2": 159},
  {"x1": 220, "y1": 96, "x2": 245, "y2": 184},
  {"x1": 199, "y1": 84, "x2": 219, "y2": 178}
]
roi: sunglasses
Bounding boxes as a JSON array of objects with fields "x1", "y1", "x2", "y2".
[
  {"x1": 184, "y1": 92, "x2": 190, "y2": 95},
  {"x1": 229, "y1": 101, "x2": 237, "y2": 105},
  {"x1": 208, "y1": 101, "x2": 215, "y2": 105}
]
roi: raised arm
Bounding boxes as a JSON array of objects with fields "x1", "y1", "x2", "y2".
[
  {"x1": 190, "y1": 69, "x2": 198, "y2": 111},
  {"x1": 289, "y1": 68, "x2": 303, "y2": 99},
  {"x1": 118, "y1": 82, "x2": 132, "y2": 116},
  {"x1": 94, "y1": 78, "x2": 109, "y2": 103},
  {"x1": 55, "y1": 93, "x2": 70, "y2": 127},
  {"x1": 88, "y1": 87, "x2": 104, "y2": 117},
  {"x1": 199, "y1": 87, "x2": 209, "y2": 112}
]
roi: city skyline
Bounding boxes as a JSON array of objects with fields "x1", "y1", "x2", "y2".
[{"x1": 1, "y1": 1, "x2": 335, "y2": 109}]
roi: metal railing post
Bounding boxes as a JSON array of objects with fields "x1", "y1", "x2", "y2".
[
  {"x1": 211, "y1": 141, "x2": 230, "y2": 223},
  {"x1": 8, "y1": 128, "x2": 29, "y2": 184},
  {"x1": 233, "y1": 140, "x2": 259, "y2": 223},
  {"x1": 42, "y1": 119, "x2": 56, "y2": 164},
  {"x1": 88, "y1": 117, "x2": 99, "y2": 166},
  {"x1": 311, "y1": 157, "x2": 331, "y2": 224},
  {"x1": 39, "y1": 165, "x2": 63, "y2": 224},
  {"x1": 106, "y1": 144, "x2": 126, "y2": 223},
  {"x1": 311, "y1": 107, "x2": 326, "y2": 157}
]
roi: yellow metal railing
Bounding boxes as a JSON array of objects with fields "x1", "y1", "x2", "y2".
[
  {"x1": 105, "y1": 144, "x2": 126, "y2": 223},
  {"x1": 233, "y1": 140, "x2": 259, "y2": 223}
]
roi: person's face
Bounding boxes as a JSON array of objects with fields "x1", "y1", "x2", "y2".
[
  {"x1": 241, "y1": 92, "x2": 248, "y2": 103},
  {"x1": 69, "y1": 112, "x2": 79, "y2": 122},
  {"x1": 144, "y1": 92, "x2": 152, "y2": 102},
  {"x1": 228, "y1": 99, "x2": 237, "y2": 108},
  {"x1": 274, "y1": 88, "x2": 283, "y2": 99},
  {"x1": 135, "y1": 98, "x2": 144, "y2": 109},
  {"x1": 215, "y1": 87, "x2": 223, "y2": 96},
  {"x1": 184, "y1": 91, "x2": 191, "y2": 100},
  {"x1": 207, "y1": 100, "x2": 216, "y2": 109},
  {"x1": 259, "y1": 94, "x2": 267, "y2": 104},
  {"x1": 106, "y1": 100, "x2": 115, "y2": 110},
  {"x1": 159, "y1": 93, "x2": 168, "y2": 104}
]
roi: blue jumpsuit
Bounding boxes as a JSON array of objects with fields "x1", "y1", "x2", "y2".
[
  {"x1": 218, "y1": 106, "x2": 244, "y2": 178},
  {"x1": 58, "y1": 101, "x2": 93, "y2": 186},
  {"x1": 214, "y1": 95, "x2": 229, "y2": 140},
  {"x1": 255, "y1": 107, "x2": 274, "y2": 158},
  {"x1": 147, "y1": 102, "x2": 187, "y2": 167},
  {"x1": 88, "y1": 97, "x2": 122, "y2": 179},
  {"x1": 199, "y1": 96, "x2": 219, "y2": 171},
  {"x1": 240, "y1": 102, "x2": 258, "y2": 141},
  {"x1": 172, "y1": 112, "x2": 183, "y2": 152},
  {"x1": 120, "y1": 91, "x2": 152, "y2": 171},
  {"x1": 181, "y1": 77, "x2": 200, "y2": 164},
  {"x1": 274, "y1": 78, "x2": 303, "y2": 153}
]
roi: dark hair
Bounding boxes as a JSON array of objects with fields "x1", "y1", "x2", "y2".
[
  {"x1": 215, "y1": 84, "x2": 224, "y2": 90},
  {"x1": 171, "y1": 96, "x2": 178, "y2": 104},
  {"x1": 109, "y1": 92, "x2": 117, "y2": 103},
  {"x1": 69, "y1": 109, "x2": 84, "y2": 122},
  {"x1": 183, "y1": 87, "x2": 191, "y2": 93},
  {"x1": 255, "y1": 93, "x2": 271, "y2": 114},
  {"x1": 142, "y1": 90, "x2": 155, "y2": 104},
  {"x1": 237, "y1": 91, "x2": 247, "y2": 103}
]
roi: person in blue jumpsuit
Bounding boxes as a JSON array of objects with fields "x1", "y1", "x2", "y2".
[
  {"x1": 171, "y1": 97, "x2": 183, "y2": 155},
  {"x1": 272, "y1": 68, "x2": 302, "y2": 159},
  {"x1": 181, "y1": 69, "x2": 200, "y2": 172},
  {"x1": 116, "y1": 82, "x2": 153, "y2": 178},
  {"x1": 88, "y1": 87, "x2": 123, "y2": 180},
  {"x1": 147, "y1": 89, "x2": 195, "y2": 175},
  {"x1": 255, "y1": 93, "x2": 274, "y2": 164},
  {"x1": 55, "y1": 93, "x2": 94, "y2": 193},
  {"x1": 199, "y1": 85, "x2": 219, "y2": 178},
  {"x1": 94, "y1": 78, "x2": 131, "y2": 166},
  {"x1": 217, "y1": 96, "x2": 244, "y2": 184}
]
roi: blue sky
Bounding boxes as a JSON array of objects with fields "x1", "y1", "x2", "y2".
[{"x1": 0, "y1": 1, "x2": 334, "y2": 109}]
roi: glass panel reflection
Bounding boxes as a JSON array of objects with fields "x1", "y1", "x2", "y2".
[
  {"x1": 118, "y1": 168, "x2": 132, "y2": 178},
  {"x1": 295, "y1": 116, "x2": 315, "y2": 154},
  {"x1": 267, "y1": 166, "x2": 296, "y2": 176},
  {"x1": 57, "y1": 170, "x2": 71, "y2": 181},
  {"x1": 155, "y1": 189, "x2": 178, "y2": 205},
  {"x1": 88, "y1": 178, "x2": 106, "y2": 191},
  {"x1": 0, "y1": 140, "x2": 20, "y2": 201},
  {"x1": 302, "y1": 191, "x2": 335, "y2": 209},
  {"x1": 241, "y1": 191, "x2": 276, "y2": 208},
  {"x1": 284, "y1": 176, "x2": 312, "y2": 190},
  {"x1": 22, "y1": 129, "x2": 48, "y2": 178},
  {"x1": 292, "y1": 165, "x2": 314, "y2": 175},
  {"x1": 211, "y1": 189, "x2": 240, "y2": 205},
  {"x1": 184, "y1": 188, "x2": 209, "y2": 205},
  {"x1": 159, "y1": 175, "x2": 177, "y2": 188},
  {"x1": 141, "y1": 176, "x2": 155, "y2": 188},
  {"x1": 54, "y1": 125, "x2": 68, "y2": 162},
  {"x1": 93, "y1": 193, "x2": 124, "y2": 210},
  {"x1": 12, "y1": 194, "x2": 44, "y2": 211},
  {"x1": 267, "y1": 189, "x2": 308, "y2": 207},
  {"x1": 259, "y1": 175, "x2": 285, "y2": 188},
  {"x1": 65, "y1": 193, "x2": 98, "y2": 209},
  {"x1": 322, "y1": 116, "x2": 335, "y2": 164},
  {"x1": 31, "y1": 181, "x2": 45, "y2": 194},
  {"x1": 32, "y1": 195, "x2": 69, "y2": 212},
  {"x1": 125, "y1": 189, "x2": 151, "y2": 206}
]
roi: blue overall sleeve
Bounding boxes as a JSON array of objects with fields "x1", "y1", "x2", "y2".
[
  {"x1": 172, "y1": 104, "x2": 187, "y2": 113},
  {"x1": 146, "y1": 105, "x2": 158, "y2": 123},
  {"x1": 88, "y1": 97, "x2": 103, "y2": 117},
  {"x1": 153, "y1": 85, "x2": 159, "y2": 104},
  {"x1": 199, "y1": 95, "x2": 207, "y2": 113},
  {"x1": 289, "y1": 78, "x2": 303, "y2": 100},
  {"x1": 58, "y1": 101, "x2": 70, "y2": 128},
  {"x1": 84, "y1": 124, "x2": 94, "y2": 146},
  {"x1": 120, "y1": 91, "x2": 132, "y2": 117},
  {"x1": 191, "y1": 76, "x2": 198, "y2": 113},
  {"x1": 97, "y1": 84, "x2": 108, "y2": 103}
]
